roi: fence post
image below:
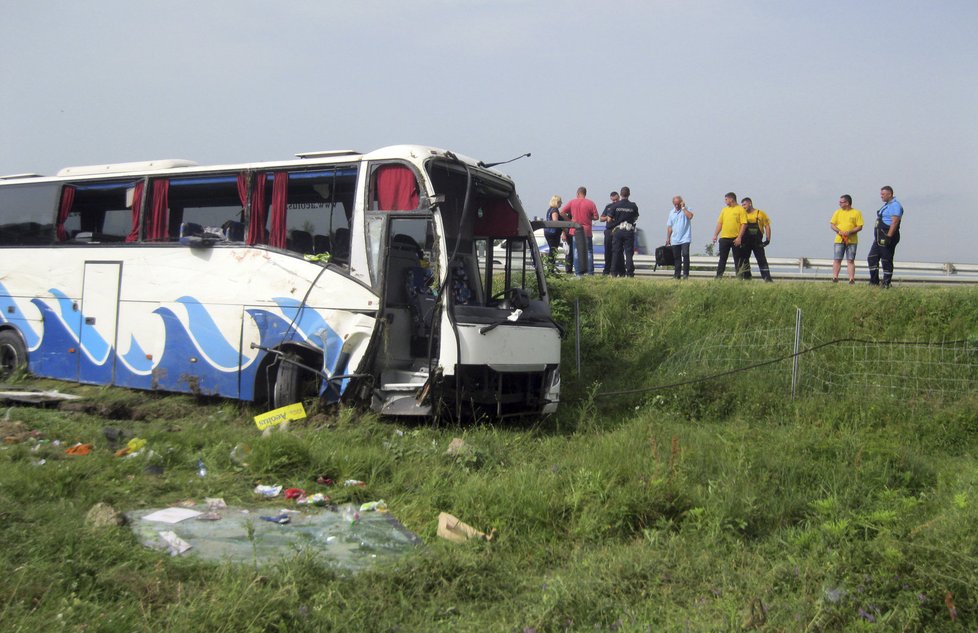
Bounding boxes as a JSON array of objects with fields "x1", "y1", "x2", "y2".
[
  {"x1": 791, "y1": 307, "x2": 802, "y2": 399},
  {"x1": 575, "y1": 297, "x2": 581, "y2": 376}
]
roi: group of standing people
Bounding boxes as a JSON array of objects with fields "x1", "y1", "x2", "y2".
[
  {"x1": 543, "y1": 185, "x2": 904, "y2": 286},
  {"x1": 543, "y1": 186, "x2": 639, "y2": 277}
]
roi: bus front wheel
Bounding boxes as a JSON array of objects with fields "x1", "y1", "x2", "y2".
[
  {"x1": 272, "y1": 352, "x2": 304, "y2": 409},
  {"x1": 0, "y1": 330, "x2": 27, "y2": 379}
]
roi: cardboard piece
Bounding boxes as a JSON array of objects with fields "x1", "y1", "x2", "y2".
[{"x1": 436, "y1": 512, "x2": 496, "y2": 543}]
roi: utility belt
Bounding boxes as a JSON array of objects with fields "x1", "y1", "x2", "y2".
[
  {"x1": 874, "y1": 219, "x2": 900, "y2": 247},
  {"x1": 614, "y1": 222, "x2": 635, "y2": 232}
]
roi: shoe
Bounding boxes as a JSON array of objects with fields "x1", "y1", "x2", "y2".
[
  {"x1": 848, "y1": 279, "x2": 855, "y2": 285},
  {"x1": 832, "y1": 278, "x2": 839, "y2": 283}
]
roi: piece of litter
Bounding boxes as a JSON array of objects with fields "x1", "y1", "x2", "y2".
[
  {"x1": 507, "y1": 308, "x2": 523, "y2": 322},
  {"x1": 343, "y1": 479, "x2": 366, "y2": 487},
  {"x1": 204, "y1": 497, "x2": 227, "y2": 510},
  {"x1": 254, "y1": 484, "x2": 283, "y2": 497},
  {"x1": 142, "y1": 507, "x2": 203, "y2": 524},
  {"x1": 360, "y1": 500, "x2": 388, "y2": 512},
  {"x1": 260, "y1": 514, "x2": 291, "y2": 525},
  {"x1": 436, "y1": 512, "x2": 496, "y2": 543},
  {"x1": 158, "y1": 530, "x2": 192, "y2": 556}
]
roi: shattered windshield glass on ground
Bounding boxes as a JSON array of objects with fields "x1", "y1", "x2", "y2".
[{"x1": 128, "y1": 503, "x2": 421, "y2": 571}]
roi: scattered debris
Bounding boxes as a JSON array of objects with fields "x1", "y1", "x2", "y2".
[
  {"x1": 436, "y1": 512, "x2": 496, "y2": 543},
  {"x1": 445, "y1": 437, "x2": 467, "y2": 457},
  {"x1": 1, "y1": 420, "x2": 37, "y2": 444},
  {"x1": 114, "y1": 437, "x2": 147, "y2": 457},
  {"x1": 65, "y1": 442, "x2": 93, "y2": 456},
  {"x1": 86, "y1": 502, "x2": 127, "y2": 528},
  {"x1": 158, "y1": 530, "x2": 192, "y2": 556},
  {"x1": 0, "y1": 389, "x2": 83, "y2": 404},
  {"x1": 128, "y1": 503, "x2": 421, "y2": 570},
  {"x1": 254, "y1": 402, "x2": 306, "y2": 431},
  {"x1": 254, "y1": 484, "x2": 283, "y2": 497},
  {"x1": 360, "y1": 500, "x2": 388, "y2": 512},
  {"x1": 261, "y1": 513, "x2": 292, "y2": 525},
  {"x1": 343, "y1": 479, "x2": 366, "y2": 487},
  {"x1": 142, "y1": 507, "x2": 203, "y2": 524}
]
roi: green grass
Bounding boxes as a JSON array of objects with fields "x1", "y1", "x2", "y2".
[{"x1": 3, "y1": 279, "x2": 978, "y2": 631}]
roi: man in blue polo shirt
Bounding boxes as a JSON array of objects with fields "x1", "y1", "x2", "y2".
[
  {"x1": 867, "y1": 185, "x2": 904, "y2": 287},
  {"x1": 665, "y1": 195, "x2": 694, "y2": 279}
]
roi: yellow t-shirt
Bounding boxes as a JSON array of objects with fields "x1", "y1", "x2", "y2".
[
  {"x1": 830, "y1": 208, "x2": 864, "y2": 244},
  {"x1": 745, "y1": 209, "x2": 770, "y2": 230},
  {"x1": 717, "y1": 205, "x2": 747, "y2": 239}
]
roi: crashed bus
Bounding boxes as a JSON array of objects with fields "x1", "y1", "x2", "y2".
[{"x1": 0, "y1": 145, "x2": 561, "y2": 418}]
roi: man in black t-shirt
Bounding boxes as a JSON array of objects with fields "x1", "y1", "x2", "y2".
[{"x1": 607, "y1": 186, "x2": 640, "y2": 277}]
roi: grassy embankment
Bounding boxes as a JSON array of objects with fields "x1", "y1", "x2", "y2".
[{"x1": 2, "y1": 279, "x2": 978, "y2": 631}]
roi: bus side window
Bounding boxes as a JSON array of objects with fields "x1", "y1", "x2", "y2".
[
  {"x1": 267, "y1": 167, "x2": 357, "y2": 259},
  {"x1": 167, "y1": 174, "x2": 244, "y2": 242},
  {"x1": 0, "y1": 182, "x2": 59, "y2": 245}
]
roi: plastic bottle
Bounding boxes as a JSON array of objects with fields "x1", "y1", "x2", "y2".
[
  {"x1": 343, "y1": 505, "x2": 360, "y2": 525},
  {"x1": 197, "y1": 458, "x2": 208, "y2": 477}
]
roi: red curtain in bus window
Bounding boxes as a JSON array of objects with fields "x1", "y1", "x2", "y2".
[
  {"x1": 147, "y1": 179, "x2": 170, "y2": 241},
  {"x1": 473, "y1": 197, "x2": 518, "y2": 237},
  {"x1": 375, "y1": 165, "x2": 419, "y2": 211},
  {"x1": 55, "y1": 185, "x2": 75, "y2": 242},
  {"x1": 125, "y1": 182, "x2": 144, "y2": 243},
  {"x1": 247, "y1": 171, "x2": 267, "y2": 245},
  {"x1": 268, "y1": 172, "x2": 289, "y2": 249}
]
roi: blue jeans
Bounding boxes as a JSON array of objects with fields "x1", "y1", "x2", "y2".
[{"x1": 566, "y1": 235, "x2": 594, "y2": 275}]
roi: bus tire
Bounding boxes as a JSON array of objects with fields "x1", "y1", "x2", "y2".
[
  {"x1": 0, "y1": 330, "x2": 27, "y2": 379},
  {"x1": 272, "y1": 352, "x2": 304, "y2": 409}
]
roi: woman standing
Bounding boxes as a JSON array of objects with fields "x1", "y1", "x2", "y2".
[{"x1": 543, "y1": 195, "x2": 563, "y2": 273}]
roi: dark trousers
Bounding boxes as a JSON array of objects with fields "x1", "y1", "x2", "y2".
[
  {"x1": 610, "y1": 229, "x2": 635, "y2": 277},
  {"x1": 602, "y1": 229, "x2": 615, "y2": 274},
  {"x1": 738, "y1": 240, "x2": 772, "y2": 281},
  {"x1": 716, "y1": 238, "x2": 741, "y2": 278},
  {"x1": 671, "y1": 242, "x2": 690, "y2": 278},
  {"x1": 867, "y1": 230, "x2": 900, "y2": 286}
]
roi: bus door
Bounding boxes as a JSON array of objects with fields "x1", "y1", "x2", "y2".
[
  {"x1": 79, "y1": 261, "x2": 121, "y2": 385},
  {"x1": 372, "y1": 214, "x2": 439, "y2": 413}
]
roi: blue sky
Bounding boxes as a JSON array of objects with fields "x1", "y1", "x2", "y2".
[{"x1": 2, "y1": 0, "x2": 976, "y2": 262}]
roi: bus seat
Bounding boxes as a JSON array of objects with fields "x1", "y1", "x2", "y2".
[
  {"x1": 332, "y1": 228, "x2": 351, "y2": 262},
  {"x1": 223, "y1": 220, "x2": 245, "y2": 241},
  {"x1": 314, "y1": 234, "x2": 331, "y2": 255},
  {"x1": 180, "y1": 222, "x2": 204, "y2": 238},
  {"x1": 288, "y1": 229, "x2": 313, "y2": 254},
  {"x1": 406, "y1": 267, "x2": 437, "y2": 338},
  {"x1": 385, "y1": 235, "x2": 421, "y2": 306}
]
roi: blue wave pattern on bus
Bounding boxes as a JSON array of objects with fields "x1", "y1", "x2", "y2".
[
  {"x1": 175, "y1": 296, "x2": 250, "y2": 370},
  {"x1": 145, "y1": 305, "x2": 241, "y2": 396},
  {"x1": 245, "y1": 301, "x2": 348, "y2": 402},
  {"x1": 0, "y1": 281, "x2": 41, "y2": 350},
  {"x1": 119, "y1": 336, "x2": 154, "y2": 373},
  {"x1": 8, "y1": 285, "x2": 348, "y2": 402}
]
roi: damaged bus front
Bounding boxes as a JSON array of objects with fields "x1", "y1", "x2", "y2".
[{"x1": 356, "y1": 149, "x2": 561, "y2": 418}]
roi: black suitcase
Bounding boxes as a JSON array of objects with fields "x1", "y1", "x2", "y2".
[{"x1": 654, "y1": 245, "x2": 675, "y2": 271}]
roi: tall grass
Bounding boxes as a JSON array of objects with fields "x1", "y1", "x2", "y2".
[{"x1": 2, "y1": 279, "x2": 978, "y2": 630}]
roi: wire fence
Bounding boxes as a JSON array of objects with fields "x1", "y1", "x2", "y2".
[{"x1": 600, "y1": 313, "x2": 978, "y2": 400}]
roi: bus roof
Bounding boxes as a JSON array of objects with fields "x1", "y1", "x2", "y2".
[{"x1": 0, "y1": 145, "x2": 509, "y2": 186}]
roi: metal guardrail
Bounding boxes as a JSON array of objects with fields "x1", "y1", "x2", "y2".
[{"x1": 627, "y1": 255, "x2": 978, "y2": 283}]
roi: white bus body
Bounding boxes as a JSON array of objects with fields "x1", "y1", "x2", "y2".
[{"x1": 0, "y1": 145, "x2": 560, "y2": 419}]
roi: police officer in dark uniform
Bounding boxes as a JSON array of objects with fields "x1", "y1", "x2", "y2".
[
  {"x1": 607, "y1": 186, "x2": 640, "y2": 278},
  {"x1": 599, "y1": 191, "x2": 621, "y2": 275}
]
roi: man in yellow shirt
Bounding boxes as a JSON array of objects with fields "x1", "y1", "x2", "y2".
[
  {"x1": 829, "y1": 194, "x2": 864, "y2": 284},
  {"x1": 711, "y1": 192, "x2": 747, "y2": 278},
  {"x1": 739, "y1": 197, "x2": 773, "y2": 282}
]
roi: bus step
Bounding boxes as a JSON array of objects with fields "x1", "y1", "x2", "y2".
[{"x1": 381, "y1": 368, "x2": 428, "y2": 391}]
